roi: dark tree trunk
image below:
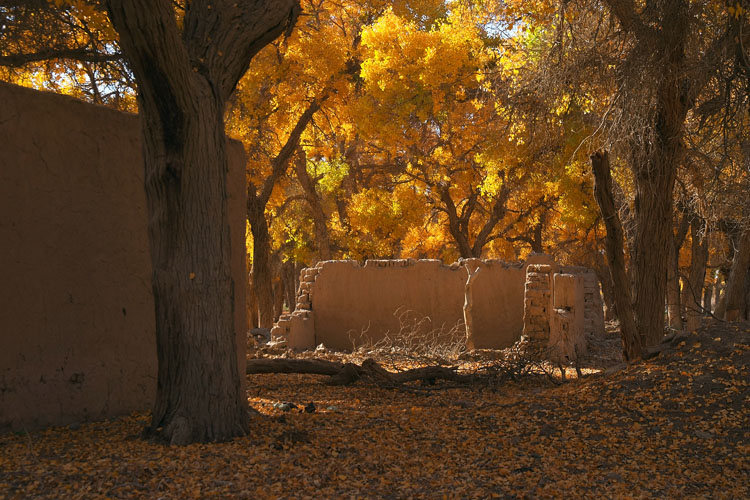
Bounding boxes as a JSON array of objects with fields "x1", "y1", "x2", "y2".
[
  {"x1": 601, "y1": 0, "x2": 716, "y2": 348},
  {"x1": 630, "y1": 130, "x2": 683, "y2": 346},
  {"x1": 278, "y1": 260, "x2": 296, "y2": 313},
  {"x1": 438, "y1": 181, "x2": 511, "y2": 259},
  {"x1": 592, "y1": 251, "x2": 617, "y2": 321},
  {"x1": 105, "y1": 0, "x2": 300, "y2": 444},
  {"x1": 667, "y1": 214, "x2": 689, "y2": 329},
  {"x1": 685, "y1": 217, "x2": 708, "y2": 331},
  {"x1": 272, "y1": 259, "x2": 285, "y2": 321},
  {"x1": 591, "y1": 152, "x2": 642, "y2": 360},
  {"x1": 247, "y1": 194, "x2": 275, "y2": 329},
  {"x1": 246, "y1": 101, "x2": 320, "y2": 328},
  {"x1": 247, "y1": 269, "x2": 259, "y2": 329},
  {"x1": 600, "y1": 268, "x2": 617, "y2": 322},
  {"x1": 717, "y1": 230, "x2": 750, "y2": 321},
  {"x1": 703, "y1": 280, "x2": 713, "y2": 314}
]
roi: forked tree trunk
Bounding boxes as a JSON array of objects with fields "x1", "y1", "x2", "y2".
[
  {"x1": 591, "y1": 152, "x2": 641, "y2": 360},
  {"x1": 601, "y1": 0, "x2": 709, "y2": 349},
  {"x1": 105, "y1": 0, "x2": 299, "y2": 444}
]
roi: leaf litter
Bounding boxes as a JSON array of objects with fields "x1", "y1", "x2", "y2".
[{"x1": 1, "y1": 322, "x2": 749, "y2": 499}]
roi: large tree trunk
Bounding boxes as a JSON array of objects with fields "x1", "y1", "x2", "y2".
[
  {"x1": 105, "y1": 0, "x2": 299, "y2": 444},
  {"x1": 142, "y1": 87, "x2": 245, "y2": 444},
  {"x1": 591, "y1": 152, "x2": 641, "y2": 360},
  {"x1": 601, "y1": 0, "x2": 710, "y2": 349},
  {"x1": 685, "y1": 217, "x2": 708, "y2": 332},
  {"x1": 630, "y1": 141, "x2": 682, "y2": 346}
]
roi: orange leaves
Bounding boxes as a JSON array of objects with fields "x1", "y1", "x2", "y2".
[{"x1": 2, "y1": 323, "x2": 748, "y2": 498}]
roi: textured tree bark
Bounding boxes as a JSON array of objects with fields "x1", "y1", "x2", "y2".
[
  {"x1": 591, "y1": 152, "x2": 642, "y2": 360},
  {"x1": 601, "y1": 0, "x2": 716, "y2": 348},
  {"x1": 685, "y1": 217, "x2": 708, "y2": 332},
  {"x1": 630, "y1": 132, "x2": 682, "y2": 346},
  {"x1": 105, "y1": 0, "x2": 299, "y2": 444}
]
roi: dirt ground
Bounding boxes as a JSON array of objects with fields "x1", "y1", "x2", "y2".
[{"x1": 1, "y1": 322, "x2": 748, "y2": 499}]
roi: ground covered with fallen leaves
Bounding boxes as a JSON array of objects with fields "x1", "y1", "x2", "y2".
[{"x1": 2, "y1": 322, "x2": 749, "y2": 499}]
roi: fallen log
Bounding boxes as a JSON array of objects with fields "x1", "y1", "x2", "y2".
[
  {"x1": 246, "y1": 358, "x2": 343, "y2": 375},
  {"x1": 246, "y1": 357, "x2": 470, "y2": 386}
]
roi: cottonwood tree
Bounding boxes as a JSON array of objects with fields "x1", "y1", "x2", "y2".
[
  {"x1": 0, "y1": 1, "x2": 133, "y2": 107},
  {"x1": 104, "y1": 0, "x2": 299, "y2": 444},
  {"x1": 537, "y1": 0, "x2": 732, "y2": 358}
]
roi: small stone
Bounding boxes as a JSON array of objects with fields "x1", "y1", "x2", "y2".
[
  {"x1": 304, "y1": 402, "x2": 316, "y2": 413},
  {"x1": 274, "y1": 402, "x2": 297, "y2": 412}
]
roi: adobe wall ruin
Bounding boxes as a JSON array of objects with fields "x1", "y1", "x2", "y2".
[
  {"x1": 0, "y1": 82, "x2": 247, "y2": 431},
  {"x1": 523, "y1": 264, "x2": 605, "y2": 362},
  {"x1": 271, "y1": 254, "x2": 604, "y2": 358}
]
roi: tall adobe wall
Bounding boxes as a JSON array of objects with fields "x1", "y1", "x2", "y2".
[{"x1": 0, "y1": 82, "x2": 247, "y2": 432}]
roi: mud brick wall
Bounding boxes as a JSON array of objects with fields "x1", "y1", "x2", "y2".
[
  {"x1": 276, "y1": 258, "x2": 532, "y2": 352},
  {"x1": 560, "y1": 266, "x2": 605, "y2": 337},
  {"x1": 0, "y1": 82, "x2": 247, "y2": 432},
  {"x1": 549, "y1": 273, "x2": 587, "y2": 363},
  {"x1": 522, "y1": 264, "x2": 555, "y2": 345}
]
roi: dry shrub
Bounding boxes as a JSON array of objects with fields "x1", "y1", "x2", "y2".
[{"x1": 348, "y1": 307, "x2": 468, "y2": 368}]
